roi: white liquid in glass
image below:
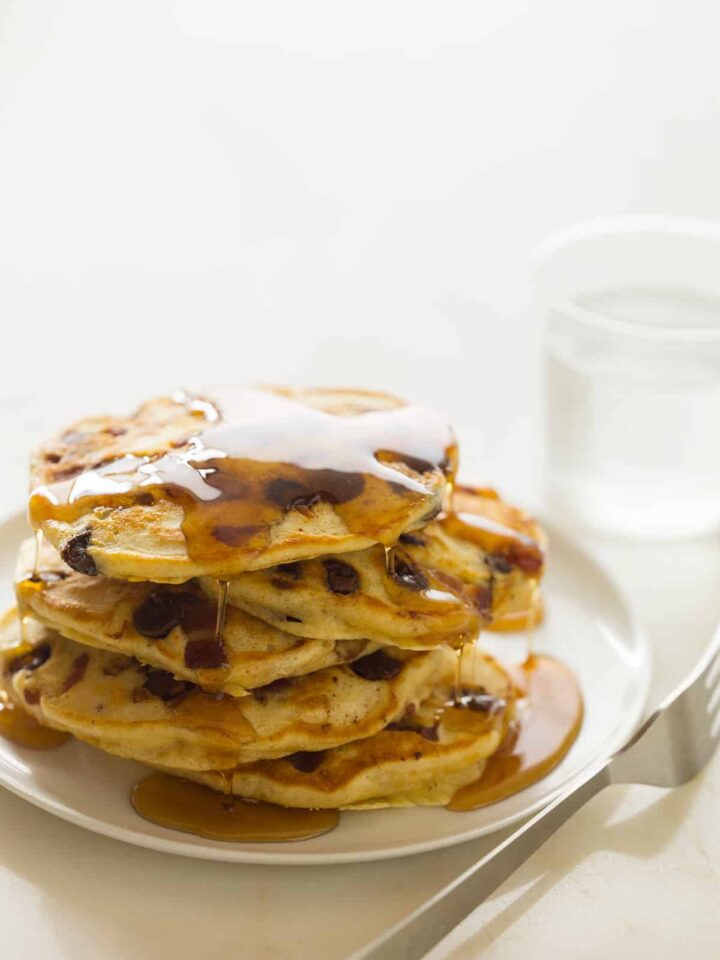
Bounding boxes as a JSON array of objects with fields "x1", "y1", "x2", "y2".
[{"x1": 546, "y1": 286, "x2": 720, "y2": 538}]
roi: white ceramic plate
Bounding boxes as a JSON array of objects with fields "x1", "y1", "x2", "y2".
[{"x1": 0, "y1": 511, "x2": 650, "y2": 864}]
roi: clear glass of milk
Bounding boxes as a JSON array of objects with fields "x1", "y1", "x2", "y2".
[{"x1": 535, "y1": 216, "x2": 720, "y2": 539}]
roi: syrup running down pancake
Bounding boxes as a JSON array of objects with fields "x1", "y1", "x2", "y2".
[
  {"x1": 16, "y1": 538, "x2": 375, "y2": 696},
  {"x1": 208, "y1": 486, "x2": 545, "y2": 645}
]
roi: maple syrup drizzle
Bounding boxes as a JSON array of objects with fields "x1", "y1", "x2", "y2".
[
  {"x1": 29, "y1": 388, "x2": 457, "y2": 572},
  {"x1": 447, "y1": 654, "x2": 583, "y2": 811},
  {"x1": 32, "y1": 530, "x2": 44, "y2": 579},
  {"x1": 453, "y1": 640, "x2": 468, "y2": 704},
  {"x1": 214, "y1": 579, "x2": 229, "y2": 642},
  {"x1": 439, "y1": 484, "x2": 544, "y2": 576},
  {"x1": 440, "y1": 510, "x2": 543, "y2": 573},
  {"x1": 0, "y1": 690, "x2": 70, "y2": 750},
  {"x1": 132, "y1": 772, "x2": 338, "y2": 842}
]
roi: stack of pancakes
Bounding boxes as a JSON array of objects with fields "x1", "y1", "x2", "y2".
[{"x1": 1, "y1": 387, "x2": 546, "y2": 809}]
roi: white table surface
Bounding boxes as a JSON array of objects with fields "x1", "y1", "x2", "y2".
[{"x1": 1, "y1": 2, "x2": 720, "y2": 957}]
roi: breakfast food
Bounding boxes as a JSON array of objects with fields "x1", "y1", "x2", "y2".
[
  {"x1": 0, "y1": 386, "x2": 581, "y2": 841},
  {"x1": 1, "y1": 614, "x2": 448, "y2": 770},
  {"x1": 209, "y1": 485, "x2": 545, "y2": 645},
  {"x1": 16, "y1": 539, "x2": 376, "y2": 696},
  {"x1": 29, "y1": 388, "x2": 455, "y2": 580}
]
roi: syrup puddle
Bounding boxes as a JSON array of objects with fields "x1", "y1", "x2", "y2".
[
  {"x1": 448, "y1": 654, "x2": 583, "y2": 810},
  {"x1": 132, "y1": 773, "x2": 338, "y2": 842},
  {"x1": 0, "y1": 692, "x2": 70, "y2": 750}
]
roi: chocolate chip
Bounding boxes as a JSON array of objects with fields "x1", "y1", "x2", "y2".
[
  {"x1": 133, "y1": 591, "x2": 185, "y2": 639},
  {"x1": 387, "y1": 719, "x2": 438, "y2": 741},
  {"x1": 490, "y1": 544, "x2": 543, "y2": 575},
  {"x1": 350, "y1": 650, "x2": 403, "y2": 681},
  {"x1": 213, "y1": 524, "x2": 263, "y2": 546},
  {"x1": 23, "y1": 689, "x2": 40, "y2": 705},
  {"x1": 61, "y1": 652, "x2": 90, "y2": 692},
  {"x1": 266, "y1": 472, "x2": 364, "y2": 511},
  {"x1": 398, "y1": 533, "x2": 426, "y2": 547},
  {"x1": 45, "y1": 453, "x2": 61, "y2": 464},
  {"x1": 390, "y1": 556, "x2": 428, "y2": 592},
  {"x1": 61, "y1": 531, "x2": 98, "y2": 576},
  {"x1": 511, "y1": 547, "x2": 544, "y2": 575},
  {"x1": 142, "y1": 670, "x2": 195, "y2": 704},
  {"x1": 7, "y1": 642, "x2": 51, "y2": 675},
  {"x1": 270, "y1": 577, "x2": 296, "y2": 591},
  {"x1": 251, "y1": 677, "x2": 291, "y2": 703},
  {"x1": 277, "y1": 562, "x2": 302, "y2": 580},
  {"x1": 287, "y1": 492, "x2": 325, "y2": 514},
  {"x1": 286, "y1": 751, "x2": 325, "y2": 773},
  {"x1": 488, "y1": 554, "x2": 512, "y2": 575},
  {"x1": 265, "y1": 478, "x2": 307, "y2": 507},
  {"x1": 132, "y1": 687, "x2": 152, "y2": 703},
  {"x1": 286, "y1": 615, "x2": 303, "y2": 623},
  {"x1": 323, "y1": 559, "x2": 359, "y2": 595},
  {"x1": 471, "y1": 584, "x2": 493, "y2": 616},
  {"x1": 134, "y1": 492, "x2": 154, "y2": 506},
  {"x1": 315, "y1": 470, "x2": 365, "y2": 504},
  {"x1": 184, "y1": 638, "x2": 226, "y2": 670}
]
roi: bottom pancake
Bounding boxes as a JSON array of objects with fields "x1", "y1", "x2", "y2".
[{"x1": 166, "y1": 653, "x2": 515, "y2": 809}]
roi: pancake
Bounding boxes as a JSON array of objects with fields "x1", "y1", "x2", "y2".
[
  {"x1": 0, "y1": 612, "x2": 450, "y2": 771},
  {"x1": 177, "y1": 652, "x2": 514, "y2": 809},
  {"x1": 16, "y1": 539, "x2": 374, "y2": 697},
  {"x1": 207, "y1": 487, "x2": 545, "y2": 647},
  {"x1": 404, "y1": 485, "x2": 546, "y2": 631},
  {"x1": 203, "y1": 545, "x2": 482, "y2": 650},
  {"x1": 29, "y1": 387, "x2": 456, "y2": 581}
]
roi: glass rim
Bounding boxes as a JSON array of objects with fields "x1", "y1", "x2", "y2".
[{"x1": 532, "y1": 214, "x2": 720, "y2": 343}]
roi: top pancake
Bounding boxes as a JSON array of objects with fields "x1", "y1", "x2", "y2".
[{"x1": 29, "y1": 387, "x2": 455, "y2": 582}]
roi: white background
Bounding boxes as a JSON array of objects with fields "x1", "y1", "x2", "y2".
[
  {"x1": 1, "y1": 3, "x2": 720, "y2": 958},
  {"x1": 2, "y1": 0, "x2": 720, "y2": 508}
]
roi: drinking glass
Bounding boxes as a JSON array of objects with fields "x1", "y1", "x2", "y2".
[{"x1": 535, "y1": 216, "x2": 720, "y2": 539}]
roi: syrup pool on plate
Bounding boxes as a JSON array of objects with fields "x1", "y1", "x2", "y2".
[
  {"x1": 449, "y1": 655, "x2": 583, "y2": 810},
  {"x1": 132, "y1": 773, "x2": 339, "y2": 843}
]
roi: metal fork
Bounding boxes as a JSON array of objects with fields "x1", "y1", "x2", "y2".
[{"x1": 353, "y1": 626, "x2": 720, "y2": 960}]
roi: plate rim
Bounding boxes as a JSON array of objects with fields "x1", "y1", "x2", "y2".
[{"x1": 0, "y1": 510, "x2": 652, "y2": 865}]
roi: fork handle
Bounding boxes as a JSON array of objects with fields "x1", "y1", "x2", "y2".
[{"x1": 352, "y1": 762, "x2": 613, "y2": 960}]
